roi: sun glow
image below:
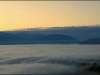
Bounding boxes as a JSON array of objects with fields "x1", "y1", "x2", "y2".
[{"x1": 0, "y1": 1, "x2": 100, "y2": 31}]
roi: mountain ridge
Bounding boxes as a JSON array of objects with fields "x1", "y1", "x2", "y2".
[
  {"x1": 79, "y1": 38, "x2": 100, "y2": 44},
  {"x1": 5, "y1": 25, "x2": 100, "y2": 41}
]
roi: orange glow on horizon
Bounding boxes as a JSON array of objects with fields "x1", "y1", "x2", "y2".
[{"x1": 0, "y1": 1, "x2": 100, "y2": 31}]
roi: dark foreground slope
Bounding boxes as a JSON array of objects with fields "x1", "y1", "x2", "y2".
[{"x1": 79, "y1": 38, "x2": 100, "y2": 44}]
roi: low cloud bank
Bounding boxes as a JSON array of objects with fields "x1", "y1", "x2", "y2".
[
  {"x1": 0, "y1": 44, "x2": 100, "y2": 74},
  {"x1": 0, "y1": 63, "x2": 78, "y2": 74}
]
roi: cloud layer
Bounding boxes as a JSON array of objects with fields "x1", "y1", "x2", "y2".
[{"x1": 0, "y1": 44, "x2": 100, "y2": 74}]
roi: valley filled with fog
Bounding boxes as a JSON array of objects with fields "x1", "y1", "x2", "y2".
[{"x1": 0, "y1": 44, "x2": 100, "y2": 74}]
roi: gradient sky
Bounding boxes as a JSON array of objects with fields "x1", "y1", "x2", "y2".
[{"x1": 0, "y1": 1, "x2": 100, "y2": 31}]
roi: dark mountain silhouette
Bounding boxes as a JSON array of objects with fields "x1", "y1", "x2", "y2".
[
  {"x1": 0, "y1": 32, "x2": 22, "y2": 41},
  {"x1": 0, "y1": 32, "x2": 79, "y2": 44},
  {"x1": 32, "y1": 34, "x2": 77, "y2": 40},
  {"x1": 32, "y1": 34, "x2": 79, "y2": 44},
  {"x1": 6, "y1": 25, "x2": 100, "y2": 41},
  {"x1": 15, "y1": 32, "x2": 46, "y2": 40},
  {"x1": 79, "y1": 38, "x2": 100, "y2": 44}
]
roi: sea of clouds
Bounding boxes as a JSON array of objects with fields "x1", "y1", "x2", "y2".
[{"x1": 0, "y1": 44, "x2": 100, "y2": 74}]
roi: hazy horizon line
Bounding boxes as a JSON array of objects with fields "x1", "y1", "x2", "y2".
[{"x1": 2, "y1": 24, "x2": 100, "y2": 31}]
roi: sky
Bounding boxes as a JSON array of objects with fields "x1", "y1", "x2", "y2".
[{"x1": 0, "y1": 1, "x2": 100, "y2": 31}]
